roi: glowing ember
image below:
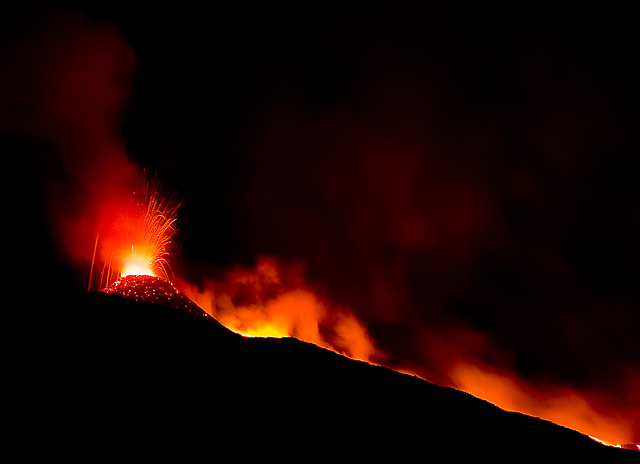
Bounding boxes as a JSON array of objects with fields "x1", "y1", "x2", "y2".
[{"x1": 102, "y1": 274, "x2": 210, "y2": 320}]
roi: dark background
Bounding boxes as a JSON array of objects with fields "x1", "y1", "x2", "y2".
[{"x1": 3, "y1": 0, "x2": 639, "y2": 443}]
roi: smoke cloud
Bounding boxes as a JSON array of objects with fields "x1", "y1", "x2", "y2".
[
  {"x1": 180, "y1": 256, "x2": 377, "y2": 361},
  {"x1": 5, "y1": 4, "x2": 637, "y2": 446},
  {"x1": 222, "y1": 56, "x2": 640, "y2": 443},
  {"x1": 0, "y1": 10, "x2": 140, "y2": 275}
]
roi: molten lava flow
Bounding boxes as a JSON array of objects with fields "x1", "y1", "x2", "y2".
[{"x1": 91, "y1": 182, "x2": 179, "y2": 288}]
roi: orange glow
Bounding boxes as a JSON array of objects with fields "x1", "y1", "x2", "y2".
[
  {"x1": 121, "y1": 246, "x2": 156, "y2": 277},
  {"x1": 179, "y1": 256, "x2": 377, "y2": 362},
  {"x1": 17, "y1": 13, "x2": 637, "y2": 451},
  {"x1": 448, "y1": 362, "x2": 638, "y2": 447},
  {"x1": 588, "y1": 436, "x2": 622, "y2": 448},
  {"x1": 91, "y1": 182, "x2": 179, "y2": 288},
  {"x1": 179, "y1": 256, "x2": 638, "y2": 448}
]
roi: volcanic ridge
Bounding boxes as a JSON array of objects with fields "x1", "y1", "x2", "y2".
[
  {"x1": 29, "y1": 277, "x2": 639, "y2": 460},
  {"x1": 101, "y1": 274, "x2": 210, "y2": 320}
]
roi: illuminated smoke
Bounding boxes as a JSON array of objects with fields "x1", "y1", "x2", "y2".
[
  {"x1": 228, "y1": 74, "x2": 640, "y2": 445},
  {"x1": 0, "y1": 11, "x2": 178, "y2": 289},
  {"x1": 449, "y1": 362, "x2": 639, "y2": 447},
  {"x1": 0, "y1": 11, "x2": 140, "y2": 279},
  {"x1": 94, "y1": 181, "x2": 180, "y2": 287},
  {"x1": 179, "y1": 256, "x2": 377, "y2": 362},
  {"x1": 3, "y1": 8, "x2": 637, "y2": 448}
]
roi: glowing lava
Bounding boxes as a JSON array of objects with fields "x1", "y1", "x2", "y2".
[
  {"x1": 588, "y1": 436, "x2": 622, "y2": 449},
  {"x1": 91, "y1": 181, "x2": 179, "y2": 289},
  {"x1": 121, "y1": 246, "x2": 155, "y2": 277}
]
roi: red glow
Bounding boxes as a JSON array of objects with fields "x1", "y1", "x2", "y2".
[
  {"x1": 12, "y1": 12, "x2": 637, "y2": 451},
  {"x1": 91, "y1": 183, "x2": 179, "y2": 287},
  {"x1": 180, "y1": 259, "x2": 638, "y2": 447}
]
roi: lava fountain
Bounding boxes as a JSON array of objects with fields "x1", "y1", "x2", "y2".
[{"x1": 90, "y1": 181, "x2": 180, "y2": 289}]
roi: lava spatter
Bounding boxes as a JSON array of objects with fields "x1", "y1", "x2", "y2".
[{"x1": 102, "y1": 274, "x2": 209, "y2": 320}]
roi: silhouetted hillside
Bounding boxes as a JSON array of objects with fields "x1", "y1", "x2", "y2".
[{"x1": 16, "y1": 288, "x2": 638, "y2": 460}]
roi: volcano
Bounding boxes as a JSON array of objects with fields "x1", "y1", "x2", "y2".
[{"x1": 19, "y1": 279, "x2": 638, "y2": 460}]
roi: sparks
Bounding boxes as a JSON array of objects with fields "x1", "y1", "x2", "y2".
[
  {"x1": 91, "y1": 179, "x2": 180, "y2": 289},
  {"x1": 125, "y1": 183, "x2": 180, "y2": 280}
]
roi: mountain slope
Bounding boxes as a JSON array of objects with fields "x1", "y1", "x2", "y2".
[{"x1": 17, "y1": 288, "x2": 637, "y2": 460}]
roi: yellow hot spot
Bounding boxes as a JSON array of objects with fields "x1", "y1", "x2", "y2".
[{"x1": 121, "y1": 247, "x2": 155, "y2": 277}]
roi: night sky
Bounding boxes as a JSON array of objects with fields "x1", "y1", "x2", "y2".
[{"x1": 3, "y1": 1, "x2": 639, "y2": 444}]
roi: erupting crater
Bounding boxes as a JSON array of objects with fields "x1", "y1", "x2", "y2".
[{"x1": 89, "y1": 180, "x2": 180, "y2": 290}]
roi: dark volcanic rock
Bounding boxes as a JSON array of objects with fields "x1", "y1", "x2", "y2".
[
  {"x1": 102, "y1": 274, "x2": 210, "y2": 320},
  {"x1": 21, "y1": 287, "x2": 638, "y2": 461}
]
